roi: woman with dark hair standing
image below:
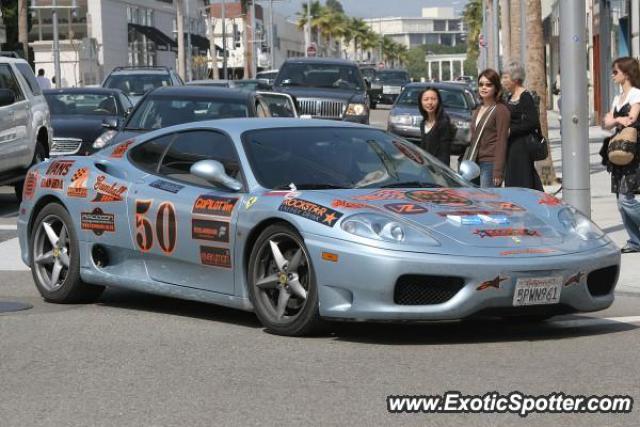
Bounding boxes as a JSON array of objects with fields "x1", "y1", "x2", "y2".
[
  {"x1": 602, "y1": 57, "x2": 640, "y2": 253},
  {"x1": 418, "y1": 87, "x2": 456, "y2": 166},
  {"x1": 468, "y1": 69, "x2": 510, "y2": 187},
  {"x1": 501, "y1": 62, "x2": 544, "y2": 190}
]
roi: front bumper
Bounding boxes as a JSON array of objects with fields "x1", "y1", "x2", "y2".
[{"x1": 304, "y1": 233, "x2": 620, "y2": 321}]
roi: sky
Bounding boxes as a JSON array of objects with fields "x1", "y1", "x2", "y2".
[{"x1": 275, "y1": 0, "x2": 467, "y2": 20}]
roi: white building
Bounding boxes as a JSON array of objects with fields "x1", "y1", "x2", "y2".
[{"x1": 29, "y1": 0, "x2": 210, "y2": 86}]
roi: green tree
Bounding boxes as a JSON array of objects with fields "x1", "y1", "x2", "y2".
[
  {"x1": 463, "y1": 0, "x2": 482, "y2": 67},
  {"x1": 325, "y1": 0, "x2": 344, "y2": 13}
]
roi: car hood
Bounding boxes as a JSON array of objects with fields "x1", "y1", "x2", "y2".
[
  {"x1": 275, "y1": 87, "x2": 365, "y2": 103},
  {"x1": 52, "y1": 115, "x2": 120, "y2": 142},
  {"x1": 268, "y1": 187, "x2": 610, "y2": 257},
  {"x1": 109, "y1": 129, "x2": 144, "y2": 146},
  {"x1": 391, "y1": 104, "x2": 470, "y2": 120}
]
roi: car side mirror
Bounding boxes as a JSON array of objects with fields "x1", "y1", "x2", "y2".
[
  {"x1": 102, "y1": 118, "x2": 119, "y2": 130},
  {"x1": 190, "y1": 160, "x2": 242, "y2": 191},
  {"x1": 0, "y1": 89, "x2": 16, "y2": 107},
  {"x1": 458, "y1": 160, "x2": 481, "y2": 181}
]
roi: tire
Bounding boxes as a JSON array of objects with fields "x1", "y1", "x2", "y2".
[
  {"x1": 14, "y1": 142, "x2": 47, "y2": 202},
  {"x1": 29, "y1": 203, "x2": 104, "y2": 303},
  {"x1": 248, "y1": 224, "x2": 323, "y2": 336}
]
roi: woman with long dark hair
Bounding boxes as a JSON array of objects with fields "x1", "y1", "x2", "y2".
[
  {"x1": 501, "y1": 62, "x2": 544, "y2": 190},
  {"x1": 602, "y1": 57, "x2": 640, "y2": 253},
  {"x1": 418, "y1": 87, "x2": 456, "y2": 166},
  {"x1": 467, "y1": 69, "x2": 510, "y2": 187}
]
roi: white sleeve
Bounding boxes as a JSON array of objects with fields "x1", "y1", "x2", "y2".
[
  {"x1": 628, "y1": 88, "x2": 640, "y2": 105},
  {"x1": 611, "y1": 95, "x2": 620, "y2": 112}
]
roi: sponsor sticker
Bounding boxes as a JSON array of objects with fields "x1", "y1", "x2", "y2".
[
  {"x1": 110, "y1": 140, "x2": 134, "y2": 158},
  {"x1": 264, "y1": 190, "x2": 302, "y2": 199},
  {"x1": 192, "y1": 195, "x2": 238, "y2": 217},
  {"x1": 81, "y1": 208, "x2": 115, "y2": 236},
  {"x1": 331, "y1": 199, "x2": 370, "y2": 209},
  {"x1": 46, "y1": 160, "x2": 74, "y2": 176},
  {"x1": 405, "y1": 189, "x2": 471, "y2": 207},
  {"x1": 563, "y1": 272, "x2": 584, "y2": 287},
  {"x1": 384, "y1": 203, "x2": 428, "y2": 214},
  {"x1": 278, "y1": 198, "x2": 343, "y2": 227},
  {"x1": 245, "y1": 196, "x2": 258, "y2": 210},
  {"x1": 67, "y1": 168, "x2": 90, "y2": 198},
  {"x1": 92, "y1": 175, "x2": 127, "y2": 202},
  {"x1": 40, "y1": 177, "x2": 64, "y2": 190},
  {"x1": 476, "y1": 276, "x2": 508, "y2": 291},
  {"x1": 353, "y1": 190, "x2": 407, "y2": 201},
  {"x1": 200, "y1": 246, "x2": 232, "y2": 268},
  {"x1": 499, "y1": 248, "x2": 556, "y2": 256},
  {"x1": 485, "y1": 201, "x2": 525, "y2": 212},
  {"x1": 392, "y1": 140, "x2": 425, "y2": 165},
  {"x1": 23, "y1": 170, "x2": 39, "y2": 200},
  {"x1": 149, "y1": 179, "x2": 184, "y2": 194},
  {"x1": 192, "y1": 219, "x2": 229, "y2": 243},
  {"x1": 539, "y1": 193, "x2": 562, "y2": 206},
  {"x1": 473, "y1": 228, "x2": 541, "y2": 238}
]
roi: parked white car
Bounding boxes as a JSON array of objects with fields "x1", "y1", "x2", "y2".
[{"x1": 0, "y1": 56, "x2": 52, "y2": 200}]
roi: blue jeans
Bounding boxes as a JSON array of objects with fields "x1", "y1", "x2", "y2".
[
  {"x1": 479, "y1": 161, "x2": 494, "y2": 188},
  {"x1": 618, "y1": 192, "x2": 640, "y2": 249}
]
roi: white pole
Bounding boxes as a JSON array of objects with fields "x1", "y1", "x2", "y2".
[
  {"x1": 52, "y1": 0, "x2": 61, "y2": 88},
  {"x1": 269, "y1": 0, "x2": 274, "y2": 69},
  {"x1": 186, "y1": 0, "x2": 192, "y2": 81},
  {"x1": 251, "y1": 0, "x2": 256, "y2": 76}
]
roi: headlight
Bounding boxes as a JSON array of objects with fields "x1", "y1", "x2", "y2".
[
  {"x1": 93, "y1": 130, "x2": 117, "y2": 149},
  {"x1": 346, "y1": 103, "x2": 367, "y2": 116},
  {"x1": 452, "y1": 119, "x2": 470, "y2": 130},
  {"x1": 389, "y1": 114, "x2": 414, "y2": 126},
  {"x1": 558, "y1": 207, "x2": 606, "y2": 240},
  {"x1": 341, "y1": 213, "x2": 439, "y2": 245}
]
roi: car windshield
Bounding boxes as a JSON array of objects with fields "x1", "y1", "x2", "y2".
[
  {"x1": 376, "y1": 71, "x2": 409, "y2": 82},
  {"x1": 257, "y1": 71, "x2": 278, "y2": 80},
  {"x1": 275, "y1": 63, "x2": 364, "y2": 91},
  {"x1": 104, "y1": 74, "x2": 171, "y2": 96},
  {"x1": 396, "y1": 87, "x2": 469, "y2": 110},
  {"x1": 126, "y1": 97, "x2": 249, "y2": 130},
  {"x1": 45, "y1": 93, "x2": 119, "y2": 116},
  {"x1": 242, "y1": 127, "x2": 467, "y2": 189},
  {"x1": 360, "y1": 68, "x2": 376, "y2": 80}
]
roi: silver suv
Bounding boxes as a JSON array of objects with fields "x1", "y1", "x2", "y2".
[
  {"x1": 102, "y1": 66, "x2": 184, "y2": 105},
  {"x1": 0, "y1": 56, "x2": 52, "y2": 200}
]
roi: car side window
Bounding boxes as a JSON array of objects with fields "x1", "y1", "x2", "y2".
[
  {"x1": 15, "y1": 63, "x2": 42, "y2": 96},
  {"x1": 129, "y1": 134, "x2": 175, "y2": 173},
  {"x1": 158, "y1": 130, "x2": 241, "y2": 189},
  {"x1": 0, "y1": 64, "x2": 25, "y2": 102}
]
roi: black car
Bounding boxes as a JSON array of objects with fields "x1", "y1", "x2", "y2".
[
  {"x1": 97, "y1": 86, "x2": 298, "y2": 149},
  {"x1": 370, "y1": 69, "x2": 411, "y2": 108},
  {"x1": 273, "y1": 58, "x2": 369, "y2": 124},
  {"x1": 44, "y1": 88, "x2": 133, "y2": 156},
  {"x1": 387, "y1": 82, "x2": 478, "y2": 155}
]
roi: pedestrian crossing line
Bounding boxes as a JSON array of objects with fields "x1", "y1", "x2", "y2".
[{"x1": 0, "y1": 224, "x2": 17, "y2": 230}]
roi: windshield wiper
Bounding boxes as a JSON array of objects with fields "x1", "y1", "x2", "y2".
[{"x1": 380, "y1": 182, "x2": 445, "y2": 189}]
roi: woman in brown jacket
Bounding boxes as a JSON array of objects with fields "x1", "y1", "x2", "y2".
[{"x1": 468, "y1": 69, "x2": 511, "y2": 187}]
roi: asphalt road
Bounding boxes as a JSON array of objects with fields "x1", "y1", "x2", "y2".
[{"x1": 1, "y1": 110, "x2": 639, "y2": 427}]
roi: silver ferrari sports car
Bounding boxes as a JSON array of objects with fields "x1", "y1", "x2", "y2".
[{"x1": 18, "y1": 119, "x2": 620, "y2": 336}]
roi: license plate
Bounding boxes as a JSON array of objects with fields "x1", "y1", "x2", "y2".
[
  {"x1": 512, "y1": 276, "x2": 562, "y2": 306},
  {"x1": 383, "y1": 86, "x2": 401, "y2": 94}
]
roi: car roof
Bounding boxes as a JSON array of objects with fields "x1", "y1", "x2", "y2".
[
  {"x1": 44, "y1": 87, "x2": 123, "y2": 95},
  {"x1": 109, "y1": 68, "x2": 170, "y2": 75},
  {"x1": 404, "y1": 82, "x2": 470, "y2": 91},
  {"x1": 0, "y1": 56, "x2": 29, "y2": 65},
  {"x1": 257, "y1": 69, "x2": 278, "y2": 74},
  {"x1": 146, "y1": 86, "x2": 252, "y2": 100},
  {"x1": 283, "y1": 57, "x2": 358, "y2": 67}
]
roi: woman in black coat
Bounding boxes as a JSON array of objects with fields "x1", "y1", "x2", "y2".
[
  {"x1": 418, "y1": 87, "x2": 456, "y2": 167},
  {"x1": 501, "y1": 62, "x2": 544, "y2": 190}
]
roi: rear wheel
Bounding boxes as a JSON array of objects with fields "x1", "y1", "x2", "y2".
[
  {"x1": 248, "y1": 224, "x2": 323, "y2": 336},
  {"x1": 30, "y1": 203, "x2": 104, "y2": 303}
]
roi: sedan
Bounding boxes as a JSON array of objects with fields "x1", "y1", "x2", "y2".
[
  {"x1": 388, "y1": 82, "x2": 477, "y2": 155},
  {"x1": 18, "y1": 120, "x2": 619, "y2": 336},
  {"x1": 44, "y1": 88, "x2": 133, "y2": 156}
]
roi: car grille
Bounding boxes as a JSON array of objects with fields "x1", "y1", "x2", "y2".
[
  {"x1": 297, "y1": 98, "x2": 345, "y2": 119},
  {"x1": 51, "y1": 138, "x2": 82, "y2": 155},
  {"x1": 587, "y1": 265, "x2": 619, "y2": 297},
  {"x1": 394, "y1": 275, "x2": 465, "y2": 305}
]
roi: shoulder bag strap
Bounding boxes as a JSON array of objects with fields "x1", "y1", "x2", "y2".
[{"x1": 467, "y1": 105, "x2": 497, "y2": 161}]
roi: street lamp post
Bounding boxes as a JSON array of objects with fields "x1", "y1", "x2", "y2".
[
  {"x1": 30, "y1": 0, "x2": 78, "y2": 89},
  {"x1": 560, "y1": 0, "x2": 590, "y2": 216}
]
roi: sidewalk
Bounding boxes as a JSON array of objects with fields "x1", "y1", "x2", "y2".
[{"x1": 545, "y1": 110, "x2": 639, "y2": 295}]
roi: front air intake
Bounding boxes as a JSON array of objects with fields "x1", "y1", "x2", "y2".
[
  {"x1": 587, "y1": 265, "x2": 618, "y2": 297},
  {"x1": 394, "y1": 275, "x2": 465, "y2": 305}
]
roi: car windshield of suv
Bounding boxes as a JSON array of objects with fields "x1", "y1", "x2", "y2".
[
  {"x1": 45, "y1": 93, "x2": 119, "y2": 116},
  {"x1": 396, "y1": 87, "x2": 469, "y2": 110},
  {"x1": 126, "y1": 97, "x2": 249, "y2": 130},
  {"x1": 242, "y1": 127, "x2": 466, "y2": 189},
  {"x1": 376, "y1": 71, "x2": 409, "y2": 82},
  {"x1": 275, "y1": 63, "x2": 364, "y2": 91},
  {"x1": 104, "y1": 74, "x2": 172, "y2": 97}
]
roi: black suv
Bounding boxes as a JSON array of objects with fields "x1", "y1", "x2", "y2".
[
  {"x1": 369, "y1": 69, "x2": 410, "y2": 108},
  {"x1": 102, "y1": 66, "x2": 183, "y2": 105},
  {"x1": 273, "y1": 58, "x2": 369, "y2": 124}
]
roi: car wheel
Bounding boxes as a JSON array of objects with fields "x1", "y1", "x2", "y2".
[
  {"x1": 248, "y1": 224, "x2": 323, "y2": 336},
  {"x1": 30, "y1": 203, "x2": 104, "y2": 303},
  {"x1": 14, "y1": 143, "x2": 47, "y2": 202}
]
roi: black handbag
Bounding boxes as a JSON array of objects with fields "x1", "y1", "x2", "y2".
[{"x1": 526, "y1": 128, "x2": 548, "y2": 161}]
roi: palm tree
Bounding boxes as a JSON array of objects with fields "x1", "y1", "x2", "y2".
[
  {"x1": 381, "y1": 36, "x2": 395, "y2": 66},
  {"x1": 296, "y1": 1, "x2": 323, "y2": 53},
  {"x1": 509, "y1": 0, "x2": 522, "y2": 64},
  {"x1": 500, "y1": 0, "x2": 511, "y2": 67},
  {"x1": 396, "y1": 44, "x2": 409, "y2": 67},
  {"x1": 463, "y1": 0, "x2": 482, "y2": 67},
  {"x1": 525, "y1": 0, "x2": 556, "y2": 184},
  {"x1": 18, "y1": 0, "x2": 28, "y2": 60},
  {"x1": 350, "y1": 18, "x2": 370, "y2": 62},
  {"x1": 315, "y1": 6, "x2": 344, "y2": 56},
  {"x1": 360, "y1": 30, "x2": 380, "y2": 64}
]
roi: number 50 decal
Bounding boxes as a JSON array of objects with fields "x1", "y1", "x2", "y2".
[{"x1": 135, "y1": 200, "x2": 177, "y2": 254}]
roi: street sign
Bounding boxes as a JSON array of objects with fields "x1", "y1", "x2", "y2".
[{"x1": 307, "y1": 43, "x2": 317, "y2": 57}]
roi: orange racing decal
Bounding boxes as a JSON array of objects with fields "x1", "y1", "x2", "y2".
[
  {"x1": 476, "y1": 276, "x2": 508, "y2": 291},
  {"x1": 192, "y1": 195, "x2": 238, "y2": 217},
  {"x1": 92, "y1": 175, "x2": 127, "y2": 202},
  {"x1": 200, "y1": 246, "x2": 232, "y2": 268},
  {"x1": 67, "y1": 168, "x2": 90, "y2": 198}
]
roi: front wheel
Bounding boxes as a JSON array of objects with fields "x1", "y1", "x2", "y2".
[
  {"x1": 30, "y1": 203, "x2": 104, "y2": 303},
  {"x1": 248, "y1": 224, "x2": 323, "y2": 336}
]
